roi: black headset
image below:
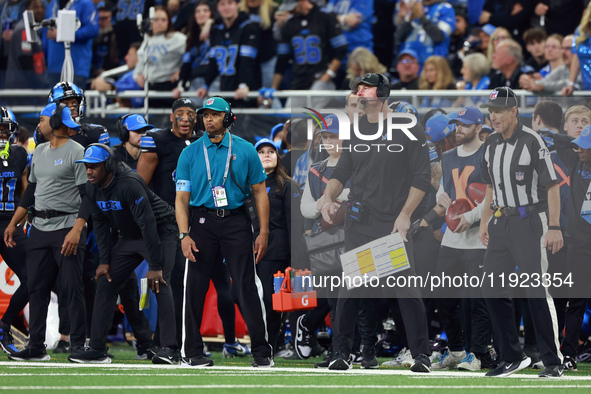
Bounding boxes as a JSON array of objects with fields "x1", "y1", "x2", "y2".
[
  {"x1": 50, "y1": 103, "x2": 66, "y2": 130},
  {"x1": 86, "y1": 143, "x2": 117, "y2": 173},
  {"x1": 117, "y1": 114, "x2": 133, "y2": 143},
  {"x1": 211, "y1": 96, "x2": 236, "y2": 128},
  {"x1": 374, "y1": 73, "x2": 391, "y2": 100}
]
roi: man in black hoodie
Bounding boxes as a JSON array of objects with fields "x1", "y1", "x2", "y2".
[{"x1": 67, "y1": 144, "x2": 179, "y2": 364}]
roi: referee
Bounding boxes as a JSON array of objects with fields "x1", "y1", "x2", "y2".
[
  {"x1": 479, "y1": 87, "x2": 564, "y2": 378},
  {"x1": 175, "y1": 97, "x2": 272, "y2": 367}
]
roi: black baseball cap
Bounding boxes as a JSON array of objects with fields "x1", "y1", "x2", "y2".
[
  {"x1": 480, "y1": 87, "x2": 518, "y2": 109},
  {"x1": 358, "y1": 73, "x2": 388, "y2": 87}
]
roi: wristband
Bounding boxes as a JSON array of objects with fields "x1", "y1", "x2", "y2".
[
  {"x1": 548, "y1": 226, "x2": 561, "y2": 231},
  {"x1": 567, "y1": 81, "x2": 574, "y2": 87},
  {"x1": 423, "y1": 208, "x2": 440, "y2": 225},
  {"x1": 326, "y1": 69, "x2": 336, "y2": 78}
]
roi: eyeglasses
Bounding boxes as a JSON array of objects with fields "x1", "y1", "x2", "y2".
[{"x1": 399, "y1": 59, "x2": 415, "y2": 64}]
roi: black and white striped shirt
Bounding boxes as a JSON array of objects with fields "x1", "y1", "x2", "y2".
[{"x1": 482, "y1": 123, "x2": 557, "y2": 208}]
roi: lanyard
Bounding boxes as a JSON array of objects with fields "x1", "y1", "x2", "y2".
[{"x1": 203, "y1": 133, "x2": 232, "y2": 188}]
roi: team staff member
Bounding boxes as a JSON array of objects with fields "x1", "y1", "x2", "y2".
[
  {"x1": 175, "y1": 96, "x2": 273, "y2": 367},
  {"x1": 547, "y1": 126, "x2": 591, "y2": 372},
  {"x1": 138, "y1": 98, "x2": 242, "y2": 355},
  {"x1": 5, "y1": 103, "x2": 87, "y2": 361},
  {"x1": 42, "y1": 81, "x2": 110, "y2": 353},
  {"x1": 113, "y1": 114, "x2": 154, "y2": 169},
  {"x1": 0, "y1": 107, "x2": 29, "y2": 356},
  {"x1": 478, "y1": 87, "x2": 564, "y2": 378},
  {"x1": 68, "y1": 144, "x2": 179, "y2": 364},
  {"x1": 320, "y1": 73, "x2": 432, "y2": 372},
  {"x1": 254, "y1": 138, "x2": 299, "y2": 354},
  {"x1": 430, "y1": 107, "x2": 491, "y2": 372}
]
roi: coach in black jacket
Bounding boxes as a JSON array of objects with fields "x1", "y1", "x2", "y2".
[{"x1": 68, "y1": 144, "x2": 179, "y2": 364}]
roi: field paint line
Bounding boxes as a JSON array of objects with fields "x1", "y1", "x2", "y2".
[
  {"x1": 2, "y1": 385, "x2": 591, "y2": 390},
  {"x1": 2, "y1": 362, "x2": 591, "y2": 380}
]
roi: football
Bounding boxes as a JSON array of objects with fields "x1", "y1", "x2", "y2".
[
  {"x1": 321, "y1": 200, "x2": 347, "y2": 231},
  {"x1": 468, "y1": 182, "x2": 487, "y2": 205},
  {"x1": 446, "y1": 198, "x2": 472, "y2": 232}
]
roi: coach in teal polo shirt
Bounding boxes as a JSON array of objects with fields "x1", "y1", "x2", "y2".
[{"x1": 175, "y1": 96, "x2": 273, "y2": 368}]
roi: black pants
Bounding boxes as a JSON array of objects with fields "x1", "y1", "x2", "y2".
[
  {"x1": 88, "y1": 223, "x2": 178, "y2": 350},
  {"x1": 561, "y1": 237, "x2": 591, "y2": 357},
  {"x1": 0, "y1": 222, "x2": 28, "y2": 325},
  {"x1": 170, "y1": 244, "x2": 186, "y2": 347},
  {"x1": 118, "y1": 272, "x2": 153, "y2": 344},
  {"x1": 182, "y1": 209, "x2": 271, "y2": 359},
  {"x1": 257, "y1": 258, "x2": 289, "y2": 352},
  {"x1": 482, "y1": 212, "x2": 562, "y2": 366},
  {"x1": 332, "y1": 230, "x2": 431, "y2": 358},
  {"x1": 435, "y1": 246, "x2": 490, "y2": 355},
  {"x1": 27, "y1": 226, "x2": 86, "y2": 348}
]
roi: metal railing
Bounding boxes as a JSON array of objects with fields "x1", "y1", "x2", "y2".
[{"x1": 1, "y1": 88, "x2": 590, "y2": 117}]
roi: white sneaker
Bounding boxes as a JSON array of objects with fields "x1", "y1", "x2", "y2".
[
  {"x1": 429, "y1": 350, "x2": 442, "y2": 363},
  {"x1": 432, "y1": 350, "x2": 466, "y2": 370},
  {"x1": 457, "y1": 352, "x2": 481, "y2": 371},
  {"x1": 382, "y1": 347, "x2": 411, "y2": 367}
]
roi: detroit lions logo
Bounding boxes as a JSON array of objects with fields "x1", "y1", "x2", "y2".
[
  {"x1": 97, "y1": 201, "x2": 123, "y2": 211},
  {"x1": 54, "y1": 159, "x2": 63, "y2": 166}
]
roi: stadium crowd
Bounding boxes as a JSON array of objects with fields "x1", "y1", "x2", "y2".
[{"x1": 0, "y1": 0, "x2": 591, "y2": 380}]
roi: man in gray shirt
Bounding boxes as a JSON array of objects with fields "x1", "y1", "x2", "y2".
[{"x1": 4, "y1": 102, "x2": 88, "y2": 361}]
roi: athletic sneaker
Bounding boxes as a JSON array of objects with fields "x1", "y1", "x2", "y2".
[
  {"x1": 8, "y1": 345, "x2": 50, "y2": 361},
  {"x1": 68, "y1": 348, "x2": 111, "y2": 364},
  {"x1": 361, "y1": 346, "x2": 379, "y2": 369},
  {"x1": 382, "y1": 347, "x2": 412, "y2": 367},
  {"x1": 563, "y1": 355, "x2": 577, "y2": 371},
  {"x1": 0, "y1": 322, "x2": 18, "y2": 355},
  {"x1": 182, "y1": 355, "x2": 214, "y2": 367},
  {"x1": 410, "y1": 354, "x2": 431, "y2": 373},
  {"x1": 223, "y1": 341, "x2": 252, "y2": 358},
  {"x1": 328, "y1": 352, "x2": 352, "y2": 370},
  {"x1": 575, "y1": 340, "x2": 591, "y2": 363},
  {"x1": 485, "y1": 355, "x2": 531, "y2": 377},
  {"x1": 314, "y1": 349, "x2": 332, "y2": 368},
  {"x1": 457, "y1": 352, "x2": 482, "y2": 371},
  {"x1": 53, "y1": 340, "x2": 70, "y2": 354},
  {"x1": 350, "y1": 350, "x2": 363, "y2": 365},
  {"x1": 136, "y1": 341, "x2": 157, "y2": 360},
  {"x1": 252, "y1": 356, "x2": 274, "y2": 367},
  {"x1": 432, "y1": 350, "x2": 466, "y2": 370},
  {"x1": 152, "y1": 346, "x2": 180, "y2": 365},
  {"x1": 538, "y1": 364, "x2": 564, "y2": 378},
  {"x1": 294, "y1": 315, "x2": 312, "y2": 359}
]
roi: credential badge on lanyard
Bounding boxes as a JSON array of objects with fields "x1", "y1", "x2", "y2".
[{"x1": 203, "y1": 134, "x2": 232, "y2": 208}]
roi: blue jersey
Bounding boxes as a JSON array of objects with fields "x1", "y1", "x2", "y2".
[
  {"x1": 573, "y1": 28, "x2": 591, "y2": 90},
  {"x1": 441, "y1": 144, "x2": 486, "y2": 203},
  {"x1": 44, "y1": 0, "x2": 99, "y2": 78},
  {"x1": 324, "y1": 0, "x2": 374, "y2": 54},
  {"x1": 399, "y1": 0, "x2": 456, "y2": 66},
  {"x1": 176, "y1": 133, "x2": 266, "y2": 210}
]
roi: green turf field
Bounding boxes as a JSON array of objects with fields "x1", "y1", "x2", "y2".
[{"x1": 1, "y1": 343, "x2": 591, "y2": 393}]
